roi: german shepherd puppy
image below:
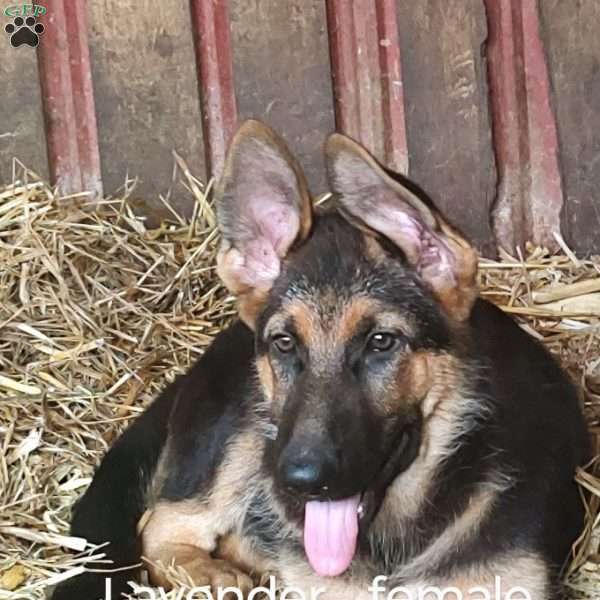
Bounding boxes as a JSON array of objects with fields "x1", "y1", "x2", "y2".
[{"x1": 52, "y1": 121, "x2": 588, "y2": 600}]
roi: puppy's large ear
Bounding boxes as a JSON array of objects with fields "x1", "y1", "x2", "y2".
[
  {"x1": 326, "y1": 134, "x2": 478, "y2": 322},
  {"x1": 216, "y1": 120, "x2": 313, "y2": 327}
]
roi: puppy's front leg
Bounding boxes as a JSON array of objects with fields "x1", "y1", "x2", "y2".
[
  {"x1": 141, "y1": 428, "x2": 269, "y2": 594},
  {"x1": 141, "y1": 502, "x2": 254, "y2": 593}
]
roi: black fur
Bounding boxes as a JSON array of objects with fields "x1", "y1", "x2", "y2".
[
  {"x1": 51, "y1": 377, "x2": 172, "y2": 599},
  {"x1": 259, "y1": 212, "x2": 452, "y2": 353},
  {"x1": 51, "y1": 214, "x2": 588, "y2": 599},
  {"x1": 159, "y1": 321, "x2": 255, "y2": 500},
  {"x1": 368, "y1": 299, "x2": 589, "y2": 581},
  {"x1": 51, "y1": 321, "x2": 255, "y2": 599}
]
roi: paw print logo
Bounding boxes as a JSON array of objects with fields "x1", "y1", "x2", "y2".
[{"x1": 5, "y1": 15, "x2": 45, "y2": 48}]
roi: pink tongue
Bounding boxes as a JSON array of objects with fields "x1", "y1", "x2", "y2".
[{"x1": 303, "y1": 495, "x2": 360, "y2": 577}]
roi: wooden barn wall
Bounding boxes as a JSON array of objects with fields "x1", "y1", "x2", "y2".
[
  {"x1": 0, "y1": 1, "x2": 599, "y2": 254},
  {"x1": 230, "y1": 0, "x2": 335, "y2": 195},
  {"x1": 396, "y1": 0, "x2": 497, "y2": 256},
  {"x1": 0, "y1": 51, "x2": 48, "y2": 184},
  {"x1": 539, "y1": 0, "x2": 600, "y2": 256},
  {"x1": 87, "y1": 0, "x2": 206, "y2": 217}
]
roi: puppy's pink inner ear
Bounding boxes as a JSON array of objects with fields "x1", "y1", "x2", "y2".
[
  {"x1": 251, "y1": 202, "x2": 300, "y2": 255},
  {"x1": 232, "y1": 202, "x2": 300, "y2": 292},
  {"x1": 326, "y1": 133, "x2": 477, "y2": 320},
  {"x1": 241, "y1": 240, "x2": 280, "y2": 289},
  {"x1": 356, "y1": 200, "x2": 458, "y2": 290}
]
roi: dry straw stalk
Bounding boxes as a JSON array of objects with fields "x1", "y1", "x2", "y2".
[{"x1": 0, "y1": 166, "x2": 598, "y2": 599}]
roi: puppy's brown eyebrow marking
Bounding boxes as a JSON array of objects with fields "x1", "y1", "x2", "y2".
[
  {"x1": 287, "y1": 301, "x2": 318, "y2": 347},
  {"x1": 263, "y1": 313, "x2": 290, "y2": 339},
  {"x1": 255, "y1": 355, "x2": 275, "y2": 403},
  {"x1": 264, "y1": 298, "x2": 416, "y2": 352},
  {"x1": 269, "y1": 296, "x2": 376, "y2": 349},
  {"x1": 335, "y1": 296, "x2": 380, "y2": 345},
  {"x1": 337, "y1": 303, "x2": 417, "y2": 349},
  {"x1": 370, "y1": 312, "x2": 415, "y2": 334}
]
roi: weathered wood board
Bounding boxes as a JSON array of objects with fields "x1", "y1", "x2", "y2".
[
  {"x1": 87, "y1": 0, "x2": 205, "y2": 216},
  {"x1": 396, "y1": 0, "x2": 497, "y2": 256},
  {"x1": 540, "y1": 0, "x2": 600, "y2": 255},
  {"x1": 1, "y1": 0, "x2": 599, "y2": 255},
  {"x1": 230, "y1": 0, "x2": 335, "y2": 195},
  {"x1": 0, "y1": 40, "x2": 48, "y2": 184}
]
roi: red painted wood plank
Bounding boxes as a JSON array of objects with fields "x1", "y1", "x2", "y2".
[
  {"x1": 190, "y1": 0, "x2": 238, "y2": 181},
  {"x1": 37, "y1": 0, "x2": 102, "y2": 198},
  {"x1": 521, "y1": 0, "x2": 563, "y2": 249},
  {"x1": 37, "y1": 1, "x2": 81, "y2": 196},
  {"x1": 326, "y1": 0, "x2": 408, "y2": 174},
  {"x1": 376, "y1": 0, "x2": 408, "y2": 175},
  {"x1": 353, "y1": 1, "x2": 379, "y2": 155},
  {"x1": 64, "y1": 1, "x2": 102, "y2": 198},
  {"x1": 326, "y1": 0, "x2": 360, "y2": 140},
  {"x1": 484, "y1": 0, "x2": 563, "y2": 251}
]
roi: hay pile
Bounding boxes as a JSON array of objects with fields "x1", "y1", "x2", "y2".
[{"x1": 0, "y1": 166, "x2": 598, "y2": 599}]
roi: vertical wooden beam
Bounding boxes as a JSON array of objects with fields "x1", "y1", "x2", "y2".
[
  {"x1": 326, "y1": 1, "x2": 360, "y2": 140},
  {"x1": 37, "y1": 1, "x2": 81, "y2": 195},
  {"x1": 63, "y1": 1, "x2": 102, "y2": 198},
  {"x1": 484, "y1": 0, "x2": 563, "y2": 251},
  {"x1": 190, "y1": 0, "x2": 238, "y2": 181},
  {"x1": 326, "y1": 0, "x2": 408, "y2": 174},
  {"x1": 352, "y1": 1, "x2": 380, "y2": 158},
  {"x1": 521, "y1": 0, "x2": 563, "y2": 249},
  {"x1": 37, "y1": 0, "x2": 102, "y2": 198},
  {"x1": 376, "y1": 0, "x2": 408, "y2": 175}
]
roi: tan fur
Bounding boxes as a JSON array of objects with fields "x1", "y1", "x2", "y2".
[
  {"x1": 216, "y1": 242, "x2": 271, "y2": 327},
  {"x1": 336, "y1": 296, "x2": 381, "y2": 345},
  {"x1": 363, "y1": 232, "x2": 390, "y2": 265},
  {"x1": 287, "y1": 300, "x2": 321, "y2": 349},
  {"x1": 434, "y1": 220, "x2": 479, "y2": 322},
  {"x1": 215, "y1": 533, "x2": 273, "y2": 578},
  {"x1": 370, "y1": 350, "x2": 432, "y2": 415},
  {"x1": 375, "y1": 354, "x2": 491, "y2": 523},
  {"x1": 255, "y1": 354, "x2": 275, "y2": 403},
  {"x1": 409, "y1": 553, "x2": 549, "y2": 600},
  {"x1": 142, "y1": 430, "x2": 271, "y2": 588},
  {"x1": 267, "y1": 296, "x2": 414, "y2": 383},
  {"x1": 278, "y1": 551, "x2": 547, "y2": 600},
  {"x1": 406, "y1": 351, "x2": 433, "y2": 406},
  {"x1": 143, "y1": 541, "x2": 254, "y2": 594},
  {"x1": 394, "y1": 476, "x2": 513, "y2": 581}
]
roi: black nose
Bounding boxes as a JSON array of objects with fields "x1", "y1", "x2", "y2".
[{"x1": 278, "y1": 441, "x2": 339, "y2": 494}]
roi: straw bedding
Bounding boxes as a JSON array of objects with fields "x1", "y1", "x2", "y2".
[{"x1": 0, "y1": 165, "x2": 598, "y2": 599}]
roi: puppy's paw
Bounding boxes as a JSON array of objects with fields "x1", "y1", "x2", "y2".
[
  {"x1": 185, "y1": 555, "x2": 254, "y2": 596},
  {"x1": 146, "y1": 544, "x2": 255, "y2": 597}
]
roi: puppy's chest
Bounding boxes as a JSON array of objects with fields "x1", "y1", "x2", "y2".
[
  {"x1": 240, "y1": 484, "x2": 303, "y2": 557},
  {"x1": 238, "y1": 485, "x2": 410, "y2": 577}
]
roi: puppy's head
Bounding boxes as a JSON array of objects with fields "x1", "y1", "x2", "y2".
[{"x1": 215, "y1": 121, "x2": 479, "y2": 577}]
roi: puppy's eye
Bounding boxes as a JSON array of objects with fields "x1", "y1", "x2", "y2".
[
  {"x1": 367, "y1": 332, "x2": 399, "y2": 353},
  {"x1": 271, "y1": 334, "x2": 296, "y2": 354}
]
